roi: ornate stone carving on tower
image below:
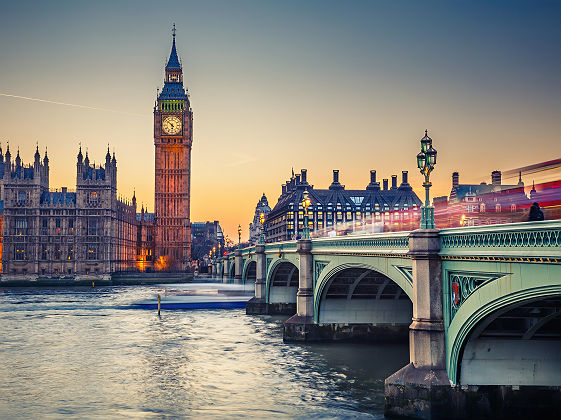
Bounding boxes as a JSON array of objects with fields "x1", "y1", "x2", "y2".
[{"x1": 154, "y1": 25, "x2": 193, "y2": 271}]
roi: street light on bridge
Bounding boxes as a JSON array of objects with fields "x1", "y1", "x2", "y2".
[
  {"x1": 302, "y1": 188, "x2": 311, "y2": 239},
  {"x1": 259, "y1": 212, "x2": 266, "y2": 244},
  {"x1": 238, "y1": 224, "x2": 242, "y2": 249},
  {"x1": 417, "y1": 129, "x2": 438, "y2": 229}
]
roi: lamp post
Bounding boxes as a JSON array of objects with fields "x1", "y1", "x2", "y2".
[
  {"x1": 302, "y1": 189, "x2": 311, "y2": 239},
  {"x1": 259, "y1": 212, "x2": 265, "y2": 244},
  {"x1": 237, "y1": 224, "x2": 242, "y2": 249},
  {"x1": 416, "y1": 129, "x2": 438, "y2": 229}
]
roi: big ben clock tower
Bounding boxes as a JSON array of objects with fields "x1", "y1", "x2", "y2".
[{"x1": 154, "y1": 25, "x2": 192, "y2": 271}]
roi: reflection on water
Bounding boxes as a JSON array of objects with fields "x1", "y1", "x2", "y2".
[{"x1": 0, "y1": 282, "x2": 408, "y2": 419}]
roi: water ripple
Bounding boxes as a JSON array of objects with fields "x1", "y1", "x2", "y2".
[{"x1": 0, "y1": 283, "x2": 407, "y2": 419}]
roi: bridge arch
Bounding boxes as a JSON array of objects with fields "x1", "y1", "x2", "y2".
[
  {"x1": 315, "y1": 263, "x2": 412, "y2": 326},
  {"x1": 228, "y1": 259, "x2": 235, "y2": 279},
  {"x1": 267, "y1": 260, "x2": 299, "y2": 304},
  {"x1": 314, "y1": 261, "x2": 413, "y2": 323},
  {"x1": 243, "y1": 260, "x2": 257, "y2": 284},
  {"x1": 449, "y1": 285, "x2": 561, "y2": 385}
]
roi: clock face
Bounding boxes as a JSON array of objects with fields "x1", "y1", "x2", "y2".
[{"x1": 162, "y1": 116, "x2": 182, "y2": 135}]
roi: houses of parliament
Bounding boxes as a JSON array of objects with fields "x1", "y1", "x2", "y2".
[{"x1": 0, "y1": 30, "x2": 193, "y2": 277}]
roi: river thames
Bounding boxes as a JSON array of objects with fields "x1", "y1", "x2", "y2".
[{"x1": 0, "y1": 281, "x2": 408, "y2": 419}]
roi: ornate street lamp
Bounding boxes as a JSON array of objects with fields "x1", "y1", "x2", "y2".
[
  {"x1": 259, "y1": 212, "x2": 266, "y2": 244},
  {"x1": 238, "y1": 224, "x2": 242, "y2": 249},
  {"x1": 218, "y1": 242, "x2": 221, "y2": 256},
  {"x1": 212, "y1": 246, "x2": 216, "y2": 258},
  {"x1": 417, "y1": 129, "x2": 438, "y2": 229},
  {"x1": 302, "y1": 189, "x2": 311, "y2": 239}
]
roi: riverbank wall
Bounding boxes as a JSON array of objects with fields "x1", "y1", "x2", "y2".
[{"x1": 0, "y1": 272, "x2": 193, "y2": 287}]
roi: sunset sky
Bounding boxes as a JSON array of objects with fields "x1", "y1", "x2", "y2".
[{"x1": 1, "y1": 0, "x2": 560, "y2": 239}]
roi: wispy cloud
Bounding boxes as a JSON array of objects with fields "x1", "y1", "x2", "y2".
[
  {"x1": 225, "y1": 152, "x2": 258, "y2": 167},
  {"x1": 0, "y1": 93, "x2": 147, "y2": 117}
]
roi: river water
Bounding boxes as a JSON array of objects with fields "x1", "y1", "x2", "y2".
[{"x1": 0, "y1": 281, "x2": 408, "y2": 419}]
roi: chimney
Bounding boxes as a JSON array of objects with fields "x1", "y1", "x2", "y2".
[
  {"x1": 383, "y1": 179, "x2": 388, "y2": 190},
  {"x1": 491, "y1": 170, "x2": 501, "y2": 186},
  {"x1": 391, "y1": 175, "x2": 397, "y2": 189},
  {"x1": 367, "y1": 170, "x2": 380, "y2": 190},
  {"x1": 295, "y1": 174, "x2": 301, "y2": 184},
  {"x1": 452, "y1": 172, "x2": 459, "y2": 189},
  {"x1": 282, "y1": 184, "x2": 287, "y2": 195},
  {"x1": 401, "y1": 171, "x2": 408, "y2": 185},
  {"x1": 301, "y1": 169, "x2": 307, "y2": 184},
  {"x1": 329, "y1": 169, "x2": 344, "y2": 190},
  {"x1": 62, "y1": 187, "x2": 67, "y2": 194}
]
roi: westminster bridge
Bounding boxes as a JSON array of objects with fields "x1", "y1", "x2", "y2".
[{"x1": 215, "y1": 220, "x2": 561, "y2": 419}]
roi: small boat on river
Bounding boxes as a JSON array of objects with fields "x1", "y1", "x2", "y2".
[{"x1": 131, "y1": 282, "x2": 253, "y2": 310}]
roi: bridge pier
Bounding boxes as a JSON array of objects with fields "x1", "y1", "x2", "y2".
[
  {"x1": 234, "y1": 249, "x2": 242, "y2": 284},
  {"x1": 246, "y1": 244, "x2": 269, "y2": 314},
  {"x1": 284, "y1": 239, "x2": 321, "y2": 341},
  {"x1": 222, "y1": 259, "x2": 230, "y2": 283},
  {"x1": 385, "y1": 229, "x2": 453, "y2": 419}
]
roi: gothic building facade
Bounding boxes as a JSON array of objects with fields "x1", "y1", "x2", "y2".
[
  {"x1": 0, "y1": 146, "x2": 143, "y2": 277},
  {"x1": 0, "y1": 29, "x2": 195, "y2": 278},
  {"x1": 153, "y1": 29, "x2": 193, "y2": 271}
]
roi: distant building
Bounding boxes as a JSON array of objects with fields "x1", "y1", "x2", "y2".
[
  {"x1": 248, "y1": 193, "x2": 271, "y2": 245},
  {"x1": 191, "y1": 221, "x2": 224, "y2": 260},
  {"x1": 0, "y1": 145, "x2": 152, "y2": 277},
  {"x1": 265, "y1": 169, "x2": 422, "y2": 242},
  {"x1": 434, "y1": 170, "x2": 532, "y2": 227}
]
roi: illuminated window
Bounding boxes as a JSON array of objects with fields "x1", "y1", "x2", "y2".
[
  {"x1": 14, "y1": 246, "x2": 26, "y2": 260},
  {"x1": 87, "y1": 246, "x2": 98, "y2": 260}
]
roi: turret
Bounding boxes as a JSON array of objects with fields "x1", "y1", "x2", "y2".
[
  {"x1": 34, "y1": 144, "x2": 41, "y2": 170},
  {"x1": 15, "y1": 148, "x2": 21, "y2": 168},
  {"x1": 0, "y1": 144, "x2": 4, "y2": 164},
  {"x1": 43, "y1": 148, "x2": 49, "y2": 186},
  {"x1": 105, "y1": 146, "x2": 111, "y2": 166},
  {"x1": 84, "y1": 151, "x2": 90, "y2": 167},
  {"x1": 4, "y1": 144, "x2": 11, "y2": 176}
]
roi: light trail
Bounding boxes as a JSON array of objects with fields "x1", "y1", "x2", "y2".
[{"x1": 0, "y1": 93, "x2": 148, "y2": 117}]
